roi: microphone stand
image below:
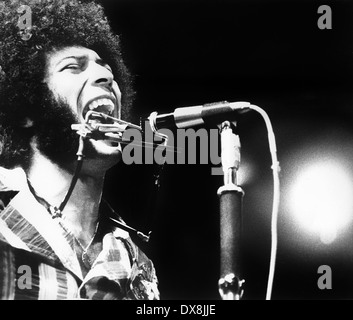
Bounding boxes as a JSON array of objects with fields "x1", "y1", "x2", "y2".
[{"x1": 217, "y1": 121, "x2": 245, "y2": 300}]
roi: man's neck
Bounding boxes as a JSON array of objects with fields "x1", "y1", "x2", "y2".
[{"x1": 26, "y1": 150, "x2": 105, "y2": 243}]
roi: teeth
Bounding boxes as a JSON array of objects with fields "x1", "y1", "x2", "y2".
[
  {"x1": 87, "y1": 98, "x2": 115, "y2": 115},
  {"x1": 89, "y1": 100, "x2": 99, "y2": 110}
]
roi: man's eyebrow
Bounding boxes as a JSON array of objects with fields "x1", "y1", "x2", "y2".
[
  {"x1": 55, "y1": 55, "x2": 85, "y2": 66},
  {"x1": 96, "y1": 58, "x2": 111, "y2": 67},
  {"x1": 55, "y1": 55, "x2": 110, "y2": 67}
]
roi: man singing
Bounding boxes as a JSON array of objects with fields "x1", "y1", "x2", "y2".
[{"x1": 0, "y1": 0, "x2": 159, "y2": 300}]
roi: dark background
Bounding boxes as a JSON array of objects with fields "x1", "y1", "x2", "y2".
[{"x1": 100, "y1": 0, "x2": 353, "y2": 300}]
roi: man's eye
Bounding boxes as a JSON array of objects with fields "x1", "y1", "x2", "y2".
[
  {"x1": 105, "y1": 65, "x2": 113, "y2": 73},
  {"x1": 62, "y1": 64, "x2": 80, "y2": 71}
]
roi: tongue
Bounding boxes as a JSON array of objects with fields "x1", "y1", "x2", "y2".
[
  {"x1": 86, "y1": 112, "x2": 114, "y2": 125},
  {"x1": 84, "y1": 103, "x2": 114, "y2": 121}
]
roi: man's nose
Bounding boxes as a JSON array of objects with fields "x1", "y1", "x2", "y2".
[{"x1": 89, "y1": 62, "x2": 113, "y2": 88}]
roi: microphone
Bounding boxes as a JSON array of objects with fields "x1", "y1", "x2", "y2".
[{"x1": 147, "y1": 101, "x2": 251, "y2": 131}]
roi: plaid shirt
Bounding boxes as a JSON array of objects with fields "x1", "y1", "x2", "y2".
[{"x1": 0, "y1": 185, "x2": 160, "y2": 300}]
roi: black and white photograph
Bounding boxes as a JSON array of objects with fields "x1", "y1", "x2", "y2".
[{"x1": 0, "y1": 0, "x2": 353, "y2": 305}]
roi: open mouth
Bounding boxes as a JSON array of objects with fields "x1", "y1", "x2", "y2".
[
  {"x1": 82, "y1": 97, "x2": 116, "y2": 125},
  {"x1": 81, "y1": 97, "x2": 120, "y2": 141}
]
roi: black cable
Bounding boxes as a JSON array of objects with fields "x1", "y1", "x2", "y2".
[
  {"x1": 26, "y1": 135, "x2": 86, "y2": 219},
  {"x1": 58, "y1": 135, "x2": 86, "y2": 213},
  {"x1": 58, "y1": 158, "x2": 83, "y2": 213}
]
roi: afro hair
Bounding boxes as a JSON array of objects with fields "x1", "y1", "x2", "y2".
[{"x1": 0, "y1": 0, "x2": 134, "y2": 168}]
